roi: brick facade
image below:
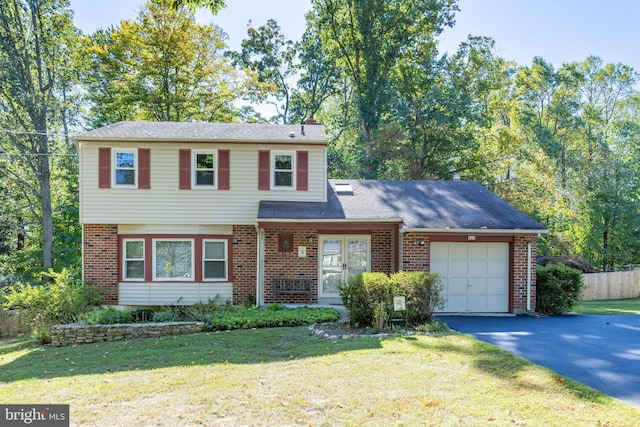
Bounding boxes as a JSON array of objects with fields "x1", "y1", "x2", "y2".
[
  {"x1": 83, "y1": 222, "x2": 538, "y2": 312},
  {"x1": 513, "y1": 235, "x2": 538, "y2": 312},
  {"x1": 401, "y1": 233, "x2": 431, "y2": 272},
  {"x1": 232, "y1": 225, "x2": 258, "y2": 305},
  {"x1": 262, "y1": 227, "x2": 397, "y2": 304},
  {"x1": 83, "y1": 224, "x2": 119, "y2": 304},
  {"x1": 400, "y1": 232, "x2": 538, "y2": 313}
]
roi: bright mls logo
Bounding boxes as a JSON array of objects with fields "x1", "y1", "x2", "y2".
[{"x1": 1, "y1": 405, "x2": 69, "y2": 426}]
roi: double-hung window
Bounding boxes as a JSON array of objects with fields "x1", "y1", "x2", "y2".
[
  {"x1": 123, "y1": 239, "x2": 145, "y2": 280},
  {"x1": 272, "y1": 151, "x2": 295, "y2": 189},
  {"x1": 203, "y1": 239, "x2": 228, "y2": 280},
  {"x1": 114, "y1": 149, "x2": 136, "y2": 186},
  {"x1": 153, "y1": 239, "x2": 194, "y2": 281},
  {"x1": 193, "y1": 150, "x2": 217, "y2": 188}
]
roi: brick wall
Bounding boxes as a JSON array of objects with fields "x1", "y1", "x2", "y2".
[
  {"x1": 371, "y1": 228, "x2": 395, "y2": 274},
  {"x1": 232, "y1": 225, "x2": 258, "y2": 305},
  {"x1": 401, "y1": 233, "x2": 431, "y2": 272},
  {"x1": 83, "y1": 224, "x2": 119, "y2": 304},
  {"x1": 264, "y1": 228, "x2": 318, "y2": 304},
  {"x1": 513, "y1": 235, "x2": 538, "y2": 312}
]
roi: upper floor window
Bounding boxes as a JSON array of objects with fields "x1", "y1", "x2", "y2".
[
  {"x1": 272, "y1": 151, "x2": 295, "y2": 189},
  {"x1": 193, "y1": 150, "x2": 217, "y2": 188},
  {"x1": 114, "y1": 149, "x2": 136, "y2": 186}
]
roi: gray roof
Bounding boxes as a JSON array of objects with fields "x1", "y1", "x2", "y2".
[
  {"x1": 75, "y1": 121, "x2": 326, "y2": 144},
  {"x1": 258, "y1": 179, "x2": 547, "y2": 232}
]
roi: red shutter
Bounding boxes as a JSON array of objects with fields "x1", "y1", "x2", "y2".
[
  {"x1": 218, "y1": 150, "x2": 230, "y2": 190},
  {"x1": 296, "y1": 151, "x2": 308, "y2": 191},
  {"x1": 138, "y1": 148, "x2": 150, "y2": 189},
  {"x1": 98, "y1": 147, "x2": 111, "y2": 188},
  {"x1": 179, "y1": 149, "x2": 191, "y2": 190},
  {"x1": 258, "y1": 150, "x2": 270, "y2": 190}
]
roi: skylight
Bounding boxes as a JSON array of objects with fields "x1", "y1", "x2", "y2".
[{"x1": 334, "y1": 183, "x2": 354, "y2": 195}]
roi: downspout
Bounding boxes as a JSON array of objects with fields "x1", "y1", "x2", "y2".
[
  {"x1": 256, "y1": 226, "x2": 265, "y2": 307},
  {"x1": 527, "y1": 241, "x2": 532, "y2": 311}
]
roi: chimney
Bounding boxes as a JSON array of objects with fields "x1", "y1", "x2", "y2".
[{"x1": 305, "y1": 117, "x2": 317, "y2": 125}]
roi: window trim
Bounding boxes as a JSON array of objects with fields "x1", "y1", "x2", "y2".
[
  {"x1": 271, "y1": 150, "x2": 295, "y2": 190},
  {"x1": 123, "y1": 238, "x2": 145, "y2": 281},
  {"x1": 202, "y1": 239, "x2": 228, "y2": 281},
  {"x1": 113, "y1": 148, "x2": 138, "y2": 188},
  {"x1": 152, "y1": 238, "x2": 195, "y2": 281},
  {"x1": 119, "y1": 235, "x2": 233, "y2": 283},
  {"x1": 192, "y1": 149, "x2": 218, "y2": 189}
]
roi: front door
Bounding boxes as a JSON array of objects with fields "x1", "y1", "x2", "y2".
[{"x1": 319, "y1": 235, "x2": 370, "y2": 298}]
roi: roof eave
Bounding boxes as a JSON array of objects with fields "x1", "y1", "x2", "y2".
[
  {"x1": 74, "y1": 136, "x2": 327, "y2": 145},
  {"x1": 401, "y1": 227, "x2": 549, "y2": 235},
  {"x1": 258, "y1": 217, "x2": 403, "y2": 223}
]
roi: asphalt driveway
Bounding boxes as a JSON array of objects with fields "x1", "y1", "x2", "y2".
[{"x1": 438, "y1": 314, "x2": 640, "y2": 408}]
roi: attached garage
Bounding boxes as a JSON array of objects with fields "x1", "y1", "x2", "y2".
[{"x1": 430, "y1": 242, "x2": 510, "y2": 313}]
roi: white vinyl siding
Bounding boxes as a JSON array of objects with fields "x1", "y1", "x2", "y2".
[
  {"x1": 79, "y1": 143, "x2": 327, "y2": 224},
  {"x1": 118, "y1": 282, "x2": 232, "y2": 305}
]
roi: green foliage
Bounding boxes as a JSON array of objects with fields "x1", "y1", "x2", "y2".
[
  {"x1": 414, "y1": 320, "x2": 449, "y2": 333},
  {"x1": 536, "y1": 263, "x2": 584, "y2": 314},
  {"x1": 203, "y1": 306, "x2": 339, "y2": 331},
  {"x1": 339, "y1": 271, "x2": 444, "y2": 328},
  {"x1": 390, "y1": 271, "x2": 446, "y2": 323},
  {"x1": 83, "y1": 0, "x2": 239, "y2": 126},
  {"x1": 2, "y1": 269, "x2": 100, "y2": 342}
]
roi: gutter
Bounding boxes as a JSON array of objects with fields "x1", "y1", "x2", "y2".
[
  {"x1": 400, "y1": 228, "x2": 548, "y2": 235},
  {"x1": 73, "y1": 137, "x2": 328, "y2": 146},
  {"x1": 258, "y1": 217, "x2": 403, "y2": 224}
]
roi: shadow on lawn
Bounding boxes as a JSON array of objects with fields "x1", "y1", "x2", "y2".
[
  {"x1": 0, "y1": 326, "x2": 386, "y2": 383},
  {"x1": 408, "y1": 332, "x2": 613, "y2": 405}
]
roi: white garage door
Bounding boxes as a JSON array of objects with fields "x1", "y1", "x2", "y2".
[{"x1": 430, "y1": 242, "x2": 509, "y2": 313}]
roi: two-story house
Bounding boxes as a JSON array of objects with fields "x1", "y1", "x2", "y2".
[{"x1": 76, "y1": 120, "x2": 547, "y2": 314}]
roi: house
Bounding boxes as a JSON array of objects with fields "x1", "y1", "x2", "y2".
[{"x1": 76, "y1": 121, "x2": 547, "y2": 314}]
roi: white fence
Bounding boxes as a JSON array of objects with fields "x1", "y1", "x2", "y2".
[{"x1": 580, "y1": 270, "x2": 640, "y2": 301}]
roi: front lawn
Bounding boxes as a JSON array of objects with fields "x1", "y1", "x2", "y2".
[
  {"x1": 1, "y1": 328, "x2": 638, "y2": 426},
  {"x1": 569, "y1": 298, "x2": 640, "y2": 315}
]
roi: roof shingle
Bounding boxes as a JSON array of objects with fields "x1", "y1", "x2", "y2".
[
  {"x1": 75, "y1": 121, "x2": 326, "y2": 143},
  {"x1": 258, "y1": 180, "x2": 547, "y2": 232}
]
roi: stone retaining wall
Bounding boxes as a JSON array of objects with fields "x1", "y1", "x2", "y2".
[{"x1": 52, "y1": 322, "x2": 205, "y2": 347}]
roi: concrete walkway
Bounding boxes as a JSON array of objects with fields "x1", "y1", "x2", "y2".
[{"x1": 439, "y1": 314, "x2": 640, "y2": 408}]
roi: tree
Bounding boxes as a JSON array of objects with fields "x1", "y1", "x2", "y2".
[
  {"x1": 309, "y1": 0, "x2": 457, "y2": 177},
  {"x1": 229, "y1": 19, "x2": 297, "y2": 123},
  {"x1": 83, "y1": 0, "x2": 239, "y2": 125},
  {"x1": 0, "y1": 0, "x2": 78, "y2": 275},
  {"x1": 384, "y1": 36, "x2": 503, "y2": 180},
  {"x1": 170, "y1": 0, "x2": 226, "y2": 13}
]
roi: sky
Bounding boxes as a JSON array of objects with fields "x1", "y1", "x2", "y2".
[{"x1": 69, "y1": 0, "x2": 640, "y2": 72}]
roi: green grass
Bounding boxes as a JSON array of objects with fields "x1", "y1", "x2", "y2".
[
  {"x1": 569, "y1": 298, "x2": 640, "y2": 315},
  {"x1": 2, "y1": 328, "x2": 639, "y2": 426}
]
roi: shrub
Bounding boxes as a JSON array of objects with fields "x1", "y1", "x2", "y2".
[
  {"x1": 390, "y1": 271, "x2": 445, "y2": 323},
  {"x1": 536, "y1": 263, "x2": 583, "y2": 314},
  {"x1": 339, "y1": 271, "x2": 444, "y2": 328},
  {"x1": 338, "y1": 274, "x2": 370, "y2": 326},
  {"x1": 2, "y1": 269, "x2": 100, "y2": 343},
  {"x1": 203, "y1": 306, "x2": 339, "y2": 331}
]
